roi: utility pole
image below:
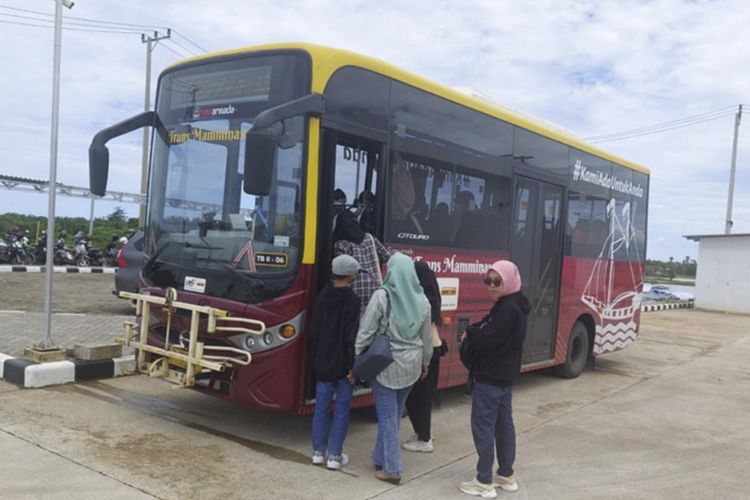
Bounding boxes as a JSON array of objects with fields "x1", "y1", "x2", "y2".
[
  {"x1": 725, "y1": 104, "x2": 742, "y2": 234},
  {"x1": 139, "y1": 29, "x2": 171, "y2": 225}
]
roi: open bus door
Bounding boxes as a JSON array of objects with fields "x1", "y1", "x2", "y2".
[
  {"x1": 317, "y1": 130, "x2": 385, "y2": 288},
  {"x1": 308, "y1": 128, "x2": 386, "y2": 400},
  {"x1": 511, "y1": 176, "x2": 565, "y2": 365}
]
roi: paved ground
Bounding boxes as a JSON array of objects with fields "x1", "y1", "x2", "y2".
[
  {"x1": 0, "y1": 311, "x2": 132, "y2": 356},
  {"x1": 0, "y1": 272, "x2": 133, "y2": 315},
  {"x1": 0, "y1": 307, "x2": 748, "y2": 499},
  {"x1": 0, "y1": 273, "x2": 133, "y2": 355}
]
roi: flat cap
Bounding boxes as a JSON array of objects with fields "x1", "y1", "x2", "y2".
[{"x1": 332, "y1": 254, "x2": 360, "y2": 276}]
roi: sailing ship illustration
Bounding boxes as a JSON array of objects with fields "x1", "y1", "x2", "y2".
[{"x1": 581, "y1": 198, "x2": 643, "y2": 354}]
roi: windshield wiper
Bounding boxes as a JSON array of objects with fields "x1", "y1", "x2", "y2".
[
  {"x1": 143, "y1": 239, "x2": 269, "y2": 301},
  {"x1": 143, "y1": 240, "x2": 223, "y2": 272}
]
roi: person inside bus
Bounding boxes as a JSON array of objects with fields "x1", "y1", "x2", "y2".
[
  {"x1": 458, "y1": 190, "x2": 477, "y2": 211},
  {"x1": 389, "y1": 151, "x2": 416, "y2": 235},
  {"x1": 355, "y1": 252, "x2": 433, "y2": 485},
  {"x1": 333, "y1": 188, "x2": 348, "y2": 213},
  {"x1": 441, "y1": 191, "x2": 476, "y2": 244},
  {"x1": 426, "y1": 202, "x2": 450, "y2": 242},
  {"x1": 356, "y1": 189, "x2": 376, "y2": 234},
  {"x1": 333, "y1": 209, "x2": 391, "y2": 313},
  {"x1": 433, "y1": 202, "x2": 450, "y2": 220},
  {"x1": 403, "y1": 261, "x2": 446, "y2": 454},
  {"x1": 459, "y1": 260, "x2": 529, "y2": 498},
  {"x1": 310, "y1": 254, "x2": 361, "y2": 470}
]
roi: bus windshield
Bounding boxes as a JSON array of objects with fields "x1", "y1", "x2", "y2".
[{"x1": 145, "y1": 54, "x2": 309, "y2": 285}]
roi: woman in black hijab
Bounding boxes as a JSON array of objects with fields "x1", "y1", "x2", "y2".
[
  {"x1": 332, "y1": 208, "x2": 365, "y2": 245},
  {"x1": 402, "y1": 260, "x2": 446, "y2": 453}
]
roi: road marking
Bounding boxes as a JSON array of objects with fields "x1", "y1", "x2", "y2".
[
  {"x1": 54, "y1": 313, "x2": 86, "y2": 317},
  {"x1": 0, "y1": 310, "x2": 26, "y2": 314},
  {"x1": 0, "y1": 265, "x2": 117, "y2": 274}
]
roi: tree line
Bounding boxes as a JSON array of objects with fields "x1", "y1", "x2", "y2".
[
  {"x1": 1, "y1": 208, "x2": 138, "y2": 249},
  {"x1": 645, "y1": 257, "x2": 697, "y2": 279}
]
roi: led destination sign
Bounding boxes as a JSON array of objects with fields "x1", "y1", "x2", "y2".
[{"x1": 169, "y1": 66, "x2": 272, "y2": 110}]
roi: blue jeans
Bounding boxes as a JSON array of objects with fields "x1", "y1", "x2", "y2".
[
  {"x1": 311, "y1": 378, "x2": 354, "y2": 457},
  {"x1": 471, "y1": 382, "x2": 516, "y2": 484},
  {"x1": 371, "y1": 379, "x2": 413, "y2": 476}
]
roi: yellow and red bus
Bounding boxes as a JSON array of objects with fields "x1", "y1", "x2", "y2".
[{"x1": 89, "y1": 43, "x2": 649, "y2": 413}]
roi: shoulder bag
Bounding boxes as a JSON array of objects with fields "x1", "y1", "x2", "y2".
[{"x1": 352, "y1": 290, "x2": 393, "y2": 380}]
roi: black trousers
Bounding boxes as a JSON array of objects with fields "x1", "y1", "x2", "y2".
[{"x1": 405, "y1": 346, "x2": 442, "y2": 442}]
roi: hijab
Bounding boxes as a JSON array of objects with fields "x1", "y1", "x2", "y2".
[
  {"x1": 382, "y1": 253, "x2": 427, "y2": 340},
  {"x1": 414, "y1": 261, "x2": 443, "y2": 326},
  {"x1": 332, "y1": 210, "x2": 365, "y2": 245},
  {"x1": 489, "y1": 260, "x2": 522, "y2": 298}
]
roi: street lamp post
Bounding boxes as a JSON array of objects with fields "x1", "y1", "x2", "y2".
[{"x1": 38, "y1": 0, "x2": 74, "y2": 352}]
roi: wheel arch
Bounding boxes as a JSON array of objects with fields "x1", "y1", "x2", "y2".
[{"x1": 576, "y1": 313, "x2": 597, "y2": 357}]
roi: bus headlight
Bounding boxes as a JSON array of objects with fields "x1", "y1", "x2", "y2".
[{"x1": 227, "y1": 311, "x2": 305, "y2": 354}]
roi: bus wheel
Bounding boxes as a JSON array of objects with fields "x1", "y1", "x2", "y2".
[{"x1": 554, "y1": 321, "x2": 590, "y2": 379}]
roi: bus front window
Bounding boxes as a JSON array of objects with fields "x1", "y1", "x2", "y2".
[{"x1": 143, "y1": 55, "x2": 308, "y2": 300}]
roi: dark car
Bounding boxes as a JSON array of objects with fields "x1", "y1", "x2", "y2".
[{"x1": 114, "y1": 230, "x2": 144, "y2": 301}]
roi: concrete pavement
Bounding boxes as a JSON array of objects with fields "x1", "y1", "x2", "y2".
[
  {"x1": 0, "y1": 309, "x2": 748, "y2": 499},
  {"x1": 384, "y1": 328, "x2": 750, "y2": 499},
  {"x1": 0, "y1": 431, "x2": 154, "y2": 499}
]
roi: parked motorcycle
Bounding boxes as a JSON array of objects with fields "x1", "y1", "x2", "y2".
[
  {"x1": 0, "y1": 239, "x2": 8, "y2": 264},
  {"x1": 3, "y1": 233, "x2": 33, "y2": 265},
  {"x1": 87, "y1": 245, "x2": 104, "y2": 267},
  {"x1": 104, "y1": 245, "x2": 119, "y2": 267},
  {"x1": 73, "y1": 231, "x2": 105, "y2": 267},
  {"x1": 33, "y1": 233, "x2": 47, "y2": 265},
  {"x1": 53, "y1": 239, "x2": 77, "y2": 266},
  {"x1": 103, "y1": 235, "x2": 127, "y2": 267},
  {"x1": 72, "y1": 233, "x2": 91, "y2": 267}
]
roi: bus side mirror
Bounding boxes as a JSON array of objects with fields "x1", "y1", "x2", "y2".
[
  {"x1": 89, "y1": 145, "x2": 110, "y2": 196},
  {"x1": 88, "y1": 111, "x2": 163, "y2": 197},
  {"x1": 243, "y1": 129, "x2": 277, "y2": 196},
  {"x1": 241, "y1": 93, "x2": 325, "y2": 196}
]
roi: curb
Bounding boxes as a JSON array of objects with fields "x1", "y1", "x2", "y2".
[
  {"x1": 0, "y1": 265, "x2": 117, "y2": 274},
  {"x1": 640, "y1": 302, "x2": 695, "y2": 312},
  {"x1": 0, "y1": 353, "x2": 134, "y2": 388}
]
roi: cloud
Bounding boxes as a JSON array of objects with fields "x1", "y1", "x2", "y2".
[{"x1": 0, "y1": 0, "x2": 748, "y2": 260}]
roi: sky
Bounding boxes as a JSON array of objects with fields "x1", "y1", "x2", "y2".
[{"x1": 1, "y1": 0, "x2": 749, "y2": 261}]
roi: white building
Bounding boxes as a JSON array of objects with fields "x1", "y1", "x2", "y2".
[{"x1": 684, "y1": 233, "x2": 750, "y2": 314}]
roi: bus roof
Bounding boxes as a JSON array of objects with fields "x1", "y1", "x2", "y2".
[{"x1": 168, "y1": 42, "x2": 650, "y2": 175}]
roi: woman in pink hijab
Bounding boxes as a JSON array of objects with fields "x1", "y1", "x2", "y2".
[{"x1": 459, "y1": 260, "x2": 530, "y2": 498}]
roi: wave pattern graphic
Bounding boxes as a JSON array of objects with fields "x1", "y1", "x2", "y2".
[{"x1": 594, "y1": 321, "x2": 637, "y2": 354}]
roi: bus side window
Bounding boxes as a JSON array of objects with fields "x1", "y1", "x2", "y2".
[{"x1": 389, "y1": 150, "x2": 417, "y2": 231}]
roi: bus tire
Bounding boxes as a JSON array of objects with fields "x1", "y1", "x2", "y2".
[{"x1": 554, "y1": 321, "x2": 590, "y2": 379}]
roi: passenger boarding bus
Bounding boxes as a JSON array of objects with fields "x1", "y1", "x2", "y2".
[{"x1": 89, "y1": 43, "x2": 649, "y2": 413}]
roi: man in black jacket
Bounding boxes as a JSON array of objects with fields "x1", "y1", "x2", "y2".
[
  {"x1": 460, "y1": 260, "x2": 530, "y2": 498},
  {"x1": 310, "y1": 254, "x2": 361, "y2": 471}
]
